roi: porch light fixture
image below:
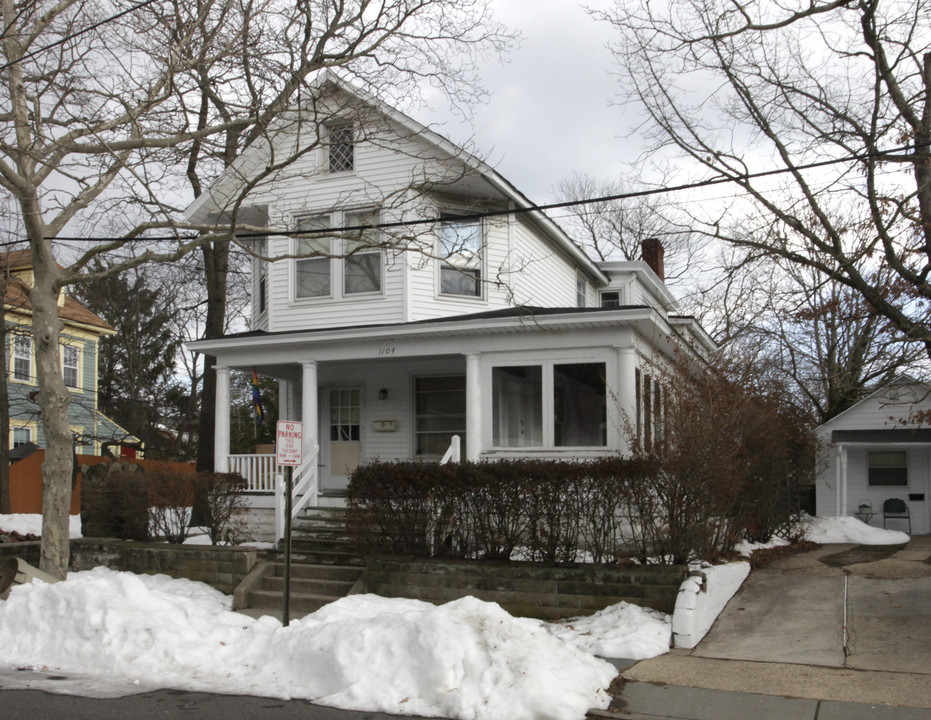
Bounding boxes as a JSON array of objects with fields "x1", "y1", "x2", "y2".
[{"x1": 378, "y1": 388, "x2": 388, "y2": 400}]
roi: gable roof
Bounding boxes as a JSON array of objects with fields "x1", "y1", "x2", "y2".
[
  {"x1": 2, "y1": 251, "x2": 115, "y2": 334},
  {"x1": 817, "y1": 374, "x2": 931, "y2": 430},
  {"x1": 185, "y1": 71, "x2": 608, "y2": 285}
]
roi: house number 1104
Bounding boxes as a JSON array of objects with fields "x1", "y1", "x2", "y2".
[{"x1": 377, "y1": 346, "x2": 396, "y2": 356}]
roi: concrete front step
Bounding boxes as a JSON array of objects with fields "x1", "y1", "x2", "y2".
[
  {"x1": 234, "y1": 561, "x2": 364, "y2": 615},
  {"x1": 247, "y1": 589, "x2": 342, "y2": 615}
]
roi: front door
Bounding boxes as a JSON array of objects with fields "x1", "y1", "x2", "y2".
[{"x1": 321, "y1": 387, "x2": 361, "y2": 492}]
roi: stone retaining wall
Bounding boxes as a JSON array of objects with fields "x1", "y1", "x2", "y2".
[
  {"x1": 0, "y1": 540, "x2": 259, "y2": 595},
  {"x1": 0, "y1": 541, "x2": 41, "y2": 566},
  {"x1": 70, "y1": 540, "x2": 260, "y2": 594},
  {"x1": 362, "y1": 557, "x2": 687, "y2": 619}
]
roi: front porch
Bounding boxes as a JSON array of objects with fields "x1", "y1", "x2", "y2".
[{"x1": 197, "y1": 308, "x2": 685, "y2": 543}]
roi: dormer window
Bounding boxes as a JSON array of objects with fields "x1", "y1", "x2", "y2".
[
  {"x1": 601, "y1": 290, "x2": 622, "y2": 308},
  {"x1": 439, "y1": 214, "x2": 482, "y2": 297},
  {"x1": 327, "y1": 124, "x2": 354, "y2": 173}
]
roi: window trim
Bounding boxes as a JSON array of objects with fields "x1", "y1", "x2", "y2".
[{"x1": 438, "y1": 213, "x2": 485, "y2": 299}]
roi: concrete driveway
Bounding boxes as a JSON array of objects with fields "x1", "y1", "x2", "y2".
[{"x1": 623, "y1": 536, "x2": 931, "y2": 709}]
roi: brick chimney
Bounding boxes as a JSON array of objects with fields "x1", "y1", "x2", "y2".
[{"x1": 641, "y1": 238, "x2": 665, "y2": 282}]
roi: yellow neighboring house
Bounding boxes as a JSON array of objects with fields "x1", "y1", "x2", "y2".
[{"x1": 3, "y1": 249, "x2": 140, "y2": 457}]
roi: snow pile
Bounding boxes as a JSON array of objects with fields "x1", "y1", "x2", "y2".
[
  {"x1": 0, "y1": 568, "x2": 616, "y2": 720},
  {"x1": 549, "y1": 602, "x2": 671, "y2": 660},
  {"x1": 0, "y1": 513, "x2": 82, "y2": 538},
  {"x1": 802, "y1": 515, "x2": 910, "y2": 545}
]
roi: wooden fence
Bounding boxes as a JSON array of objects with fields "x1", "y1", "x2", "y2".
[{"x1": 9, "y1": 451, "x2": 194, "y2": 514}]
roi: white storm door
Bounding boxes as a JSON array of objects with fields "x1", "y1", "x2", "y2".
[{"x1": 323, "y1": 387, "x2": 361, "y2": 492}]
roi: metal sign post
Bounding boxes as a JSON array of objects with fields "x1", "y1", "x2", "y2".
[{"x1": 276, "y1": 421, "x2": 303, "y2": 627}]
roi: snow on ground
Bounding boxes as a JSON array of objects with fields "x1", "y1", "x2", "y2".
[
  {"x1": 0, "y1": 568, "x2": 616, "y2": 720},
  {"x1": 0, "y1": 513, "x2": 915, "y2": 718},
  {"x1": 549, "y1": 602, "x2": 671, "y2": 660},
  {"x1": 802, "y1": 515, "x2": 910, "y2": 545},
  {"x1": 0, "y1": 513, "x2": 82, "y2": 538}
]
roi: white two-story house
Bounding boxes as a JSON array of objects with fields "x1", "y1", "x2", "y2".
[{"x1": 187, "y1": 74, "x2": 715, "y2": 522}]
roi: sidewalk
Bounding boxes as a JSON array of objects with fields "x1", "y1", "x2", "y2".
[{"x1": 600, "y1": 537, "x2": 931, "y2": 718}]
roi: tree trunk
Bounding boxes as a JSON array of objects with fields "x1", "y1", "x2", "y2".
[
  {"x1": 195, "y1": 241, "x2": 230, "y2": 473},
  {"x1": 0, "y1": 270, "x2": 10, "y2": 515},
  {"x1": 28, "y1": 231, "x2": 72, "y2": 579}
]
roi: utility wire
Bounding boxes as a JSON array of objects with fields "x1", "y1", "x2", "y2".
[
  {"x1": 29, "y1": 140, "x2": 926, "y2": 245},
  {"x1": 0, "y1": 140, "x2": 925, "y2": 249},
  {"x1": 0, "y1": 0, "x2": 161, "y2": 72}
]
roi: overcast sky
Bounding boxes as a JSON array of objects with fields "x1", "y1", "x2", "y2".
[{"x1": 420, "y1": 0, "x2": 630, "y2": 204}]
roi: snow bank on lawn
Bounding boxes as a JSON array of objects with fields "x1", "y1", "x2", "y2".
[
  {"x1": 802, "y1": 515, "x2": 910, "y2": 545},
  {"x1": 549, "y1": 602, "x2": 671, "y2": 660},
  {"x1": 0, "y1": 514, "x2": 82, "y2": 538},
  {"x1": 0, "y1": 568, "x2": 616, "y2": 720},
  {"x1": 672, "y1": 562, "x2": 750, "y2": 649}
]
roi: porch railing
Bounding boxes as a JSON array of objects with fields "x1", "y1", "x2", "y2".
[
  {"x1": 274, "y1": 442, "x2": 320, "y2": 544},
  {"x1": 440, "y1": 435, "x2": 461, "y2": 465},
  {"x1": 229, "y1": 453, "x2": 278, "y2": 492}
]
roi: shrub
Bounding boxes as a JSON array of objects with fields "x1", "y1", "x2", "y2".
[
  {"x1": 147, "y1": 467, "x2": 197, "y2": 544},
  {"x1": 197, "y1": 472, "x2": 251, "y2": 545},
  {"x1": 80, "y1": 461, "x2": 149, "y2": 540}
]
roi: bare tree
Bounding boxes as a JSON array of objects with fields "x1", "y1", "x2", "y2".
[
  {"x1": 597, "y1": 0, "x2": 931, "y2": 362},
  {"x1": 0, "y1": 0, "x2": 512, "y2": 578},
  {"x1": 554, "y1": 173, "x2": 702, "y2": 286}
]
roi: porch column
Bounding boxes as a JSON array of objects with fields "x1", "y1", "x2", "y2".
[
  {"x1": 836, "y1": 444, "x2": 848, "y2": 516},
  {"x1": 466, "y1": 353, "x2": 482, "y2": 462},
  {"x1": 214, "y1": 365, "x2": 231, "y2": 473},
  {"x1": 301, "y1": 360, "x2": 318, "y2": 450},
  {"x1": 615, "y1": 346, "x2": 638, "y2": 454}
]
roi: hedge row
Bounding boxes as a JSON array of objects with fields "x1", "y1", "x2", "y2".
[{"x1": 347, "y1": 458, "x2": 667, "y2": 565}]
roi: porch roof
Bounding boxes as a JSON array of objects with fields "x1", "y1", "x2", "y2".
[{"x1": 189, "y1": 304, "x2": 704, "y2": 356}]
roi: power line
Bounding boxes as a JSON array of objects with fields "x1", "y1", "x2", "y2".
[
  {"x1": 0, "y1": 0, "x2": 162, "y2": 72},
  {"x1": 29, "y1": 140, "x2": 925, "y2": 245}
]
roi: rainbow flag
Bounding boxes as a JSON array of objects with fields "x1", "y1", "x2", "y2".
[{"x1": 252, "y1": 368, "x2": 264, "y2": 424}]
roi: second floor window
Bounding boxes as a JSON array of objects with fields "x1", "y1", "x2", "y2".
[
  {"x1": 439, "y1": 215, "x2": 482, "y2": 297},
  {"x1": 62, "y1": 345, "x2": 80, "y2": 389},
  {"x1": 601, "y1": 290, "x2": 621, "y2": 308},
  {"x1": 294, "y1": 210, "x2": 383, "y2": 300},
  {"x1": 343, "y1": 210, "x2": 381, "y2": 295},
  {"x1": 296, "y1": 217, "x2": 332, "y2": 298},
  {"x1": 12, "y1": 334, "x2": 31, "y2": 382}
]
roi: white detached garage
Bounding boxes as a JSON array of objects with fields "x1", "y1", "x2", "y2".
[{"x1": 816, "y1": 375, "x2": 931, "y2": 535}]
